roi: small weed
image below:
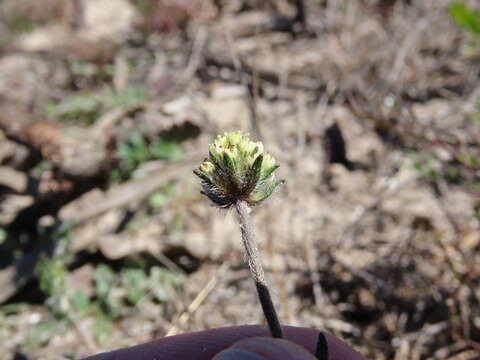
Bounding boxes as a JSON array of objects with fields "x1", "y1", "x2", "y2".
[
  {"x1": 148, "y1": 184, "x2": 176, "y2": 209},
  {"x1": 70, "y1": 291, "x2": 91, "y2": 313},
  {"x1": 449, "y1": 2, "x2": 480, "y2": 55},
  {"x1": 94, "y1": 262, "x2": 182, "y2": 317},
  {"x1": 36, "y1": 225, "x2": 74, "y2": 318},
  {"x1": 408, "y1": 151, "x2": 441, "y2": 182},
  {"x1": 170, "y1": 211, "x2": 186, "y2": 233},
  {"x1": 37, "y1": 256, "x2": 69, "y2": 316},
  {"x1": 44, "y1": 93, "x2": 99, "y2": 125},
  {"x1": 92, "y1": 312, "x2": 114, "y2": 346},
  {"x1": 3, "y1": 10, "x2": 35, "y2": 37},
  {"x1": 44, "y1": 85, "x2": 146, "y2": 125},
  {"x1": 149, "y1": 267, "x2": 181, "y2": 302},
  {"x1": 101, "y1": 86, "x2": 146, "y2": 108},
  {"x1": 0, "y1": 302, "x2": 28, "y2": 316},
  {"x1": 32, "y1": 230, "x2": 183, "y2": 349},
  {"x1": 94, "y1": 264, "x2": 123, "y2": 318},
  {"x1": 110, "y1": 131, "x2": 184, "y2": 183},
  {"x1": 23, "y1": 320, "x2": 60, "y2": 353},
  {"x1": 449, "y1": 2, "x2": 480, "y2": 37},
  {"x1": 407, "y1": 143, "x2": 480, "y2": 194},
  {"x1": 473, "y1": 98, "x2": 480, "y2": 129},
  {"x1": 121, "y1": 268, "x2": 149, "y2": 305},
  {"x1": 29, "y1": 160, "x2": 53, "y2": 179}
]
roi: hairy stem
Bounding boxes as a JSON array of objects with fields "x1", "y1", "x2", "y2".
[{"x1": 234, "y1": 200, "x2": 283, "y2": 338}]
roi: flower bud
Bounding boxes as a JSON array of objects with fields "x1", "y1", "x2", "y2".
[{"x1": 194, "y1": 131, "x2": 284, "y2": 207}]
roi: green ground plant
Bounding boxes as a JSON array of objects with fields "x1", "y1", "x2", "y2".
[
  {"x1": 22, "y1": 222, "x2": 183, "y2": 349},
  {"x1": 449, "y1": 2, "x2": 480, "y2": 38},
  {"x1": 44, "y1": 85, "x2": 146, "y2": 125},
  {"x1": 110, "y1": 130, "x2": 184, "y2": 183},
  {"x1": 409, "y1": 2, "x2": 480, "y2": 194}
]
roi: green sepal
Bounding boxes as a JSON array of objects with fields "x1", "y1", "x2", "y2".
[
  {"x1": 251, "y1": 154, "x2": 263, "y2": 182},
  {"x1": 248, "y1": 179, "x2": 285, "y2": 204},
  {"x1": 260, "y1": 164, "x2": 280, "y2": 181},
  {"x1": 193, "y1": 169, "x2": 214, "y2": 187},
  {"x1": 264, "y1": 179, "x2": 285, "y2": 198},
  {"x1": 209, "y1": 149, "x2": 223, "y2": 170},
  {"x1": 243, "y1": 154, "x2": 263, "y2": 193},
  {"x1": 223, "y1": 152, "x2": 236, "y2": 178},
  {"x1": 195, "y1": 132, "x2": 284, "y2": 208},
  {"x1": 208, "y1": 149, "x2": 230, "y2": 185}
]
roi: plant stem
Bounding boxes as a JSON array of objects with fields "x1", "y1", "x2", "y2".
[{"x1": 234, "y1": 200, "x2": 283, "y2": 338}]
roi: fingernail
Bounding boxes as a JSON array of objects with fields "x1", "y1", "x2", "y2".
[
  {"x1": 213, "y1": 348, "x2": 267, "y2": 360},
  {"x1": 213, "y1": 338, "x2": 316, "y2": 360}
]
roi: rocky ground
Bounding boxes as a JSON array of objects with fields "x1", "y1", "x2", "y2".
[{"x1": 0, "y1": 0, "x2": 479, "y2": 359}]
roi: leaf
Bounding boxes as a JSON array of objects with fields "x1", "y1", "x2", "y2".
[
  {"x1": 24, "y1": 321, "x2": 59, "y2": 352},
  {"x1": 150, "y1": 140, "x2": 184, "y2": 160},
  {"x1": 122, "y1": 268, "x2": 148, "y2": 305},
  {"x1": 450, "y1": 2, "x2": 480, "y2": 35},
  {"x1": 94, "y1": 264, "x2": 115, "y2": 300},
  {"x1": 44, "y1": 92, "x2": 100, "y2": 124},
  {"x1": 70, "y1": 291, "x2": 91, "y2": 312},
  {"x1": 471, "y1": 182, "x2": 480, "y2": 193},
  {"x1": 0, "y1": 302, "x2": 27, "y2": 315},
  {"x1": 102, "y1": 85, "x2": 146, "y2": 108},
  {"x1": 150, "y1": 267, "x2": 180, "y2": 302},
  {"x1": 92, "y1": 313, "x2": 113, "y2": 346},
  {"x1": 149, "y1": 184, "x2": 175, "y2": 208}
]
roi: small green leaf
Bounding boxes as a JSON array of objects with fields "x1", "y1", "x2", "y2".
[
  {"x1": 94, "y1": 264, "x2": 115, "y2": 300},
  {"x1": 24, "y1": 321, "x2": 59, "y2": 352},
  {"x1": 150, "y1": 267, "x2": 181, "y2": 302},
  {"x1": 450, "y1": 2, "x2": 480, "y2": 36},
  {"x1": 70, "y1": 291, "x2": 91, "y2": 312},
  {"x1": 0, "y1": 302, "x2": 27, "y2": 315},
  {"x1": 92, "y1": 314, "x2": 113, "y2": 346},
  {"x1": 150, "y1": 141, "x2": 183, "y2": 160},
  {"x1": 122, "y1": 268, "x2": 148, "y2": 305},
  {"x1": 471, "y1": 182, "x2": 480, "y2": 192}
]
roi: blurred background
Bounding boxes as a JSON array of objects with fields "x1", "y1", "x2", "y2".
[{"x1": 0, "y1": 0, "x2": 479, "y2": 359}]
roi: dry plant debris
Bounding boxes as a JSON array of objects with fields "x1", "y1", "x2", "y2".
[{"x1": 0, "y1": 0, "x2": 479, "y2": 359}]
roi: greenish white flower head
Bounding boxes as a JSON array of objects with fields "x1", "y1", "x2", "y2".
[{"x1": 194, "y1": 131, "x2": 284, "y2": 207}]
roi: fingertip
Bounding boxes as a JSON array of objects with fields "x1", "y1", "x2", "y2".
[
  {"x1": 213, "y1": 337, "x2": 317, "y2": 360},
  {"x1": 213, "y1": 348, "x2": 268, "y2": 360}
]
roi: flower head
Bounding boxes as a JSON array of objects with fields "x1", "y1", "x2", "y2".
[{"x1": 194, "y1": 131, "x2": 284, "y2": 207}]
